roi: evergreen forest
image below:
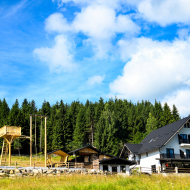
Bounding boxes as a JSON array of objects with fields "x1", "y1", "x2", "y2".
[{"x1": 0, "y1": 98, "x2": 181, "y2": 156}]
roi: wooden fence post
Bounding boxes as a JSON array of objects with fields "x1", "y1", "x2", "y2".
[
  {"x1": 158, "y1": 166, "x2": 160, "y2": 174},
  {"x1": 175, "y1": 166, "x2": 178, "y2": 174},
  {"x1": 139, "y1": 166, "x2": 141, "y2": 174}
]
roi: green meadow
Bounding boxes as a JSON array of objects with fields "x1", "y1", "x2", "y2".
[{"x1": 0, "y1": 174, "x2": 190, "y2": 190}]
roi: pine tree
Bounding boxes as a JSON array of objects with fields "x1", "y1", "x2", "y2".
[
  {"x1": 160, "y1": 103, "x2": 173, "y2": 126},
  {"x1": 8, "y1": 99, "x2": 21, "y2": 126},
  {"x1": 146, "y1": 112, "x2": 158, "y2": 135},
  {"x1": 85, "y1": 103, "x2": 95, "y2": 145},
  {"x1": 0, "y1": 98, "x2": 10, "y2": 126},
  {"x1": 73, "y1": 106, "x2": 87, "y2": 148},
  {"x1": 172, "y1": 104, "x2": 180, "y2": 122}
]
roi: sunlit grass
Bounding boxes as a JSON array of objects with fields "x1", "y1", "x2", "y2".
[
  {"x1": 4, "y1": 155, "x2": 61, "y2": 167},
  {"x1": 0, "y1": 174, "x2": 190, "y2": 190}
]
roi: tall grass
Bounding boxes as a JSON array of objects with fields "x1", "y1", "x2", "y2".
[{"x1": 0, "y1": 174, "x2": 190, "y2": 190}]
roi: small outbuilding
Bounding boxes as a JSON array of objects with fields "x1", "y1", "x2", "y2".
[{"x1": 99, "y1": 157, "x2": 136, "y2": 175}]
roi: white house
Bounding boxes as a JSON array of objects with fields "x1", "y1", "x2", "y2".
[{"x1": 120, "y1": 116, "x2": 190, "y2": 173}]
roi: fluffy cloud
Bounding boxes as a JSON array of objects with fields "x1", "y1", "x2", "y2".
[
  {"x1": 45, "y1": 13, "x2": 71, "y2": 33},
  {"x1": 45, "y1": 5, "x2": 139, "y2": 58},
  {"x1": 87, "y1": 75, "x2": 105, "y2": 86},
  {"x1": 126, "y1": 0, "x2": 190, "y2": 26},
  {"x1": 33, "y1": 35, "x2": 76, "y2": 72},
  {"x1": 162, "y1": 89, "x2": 190, "y2": 117},
  {"x1": 110, "y1": 36, "x2": 190, "y2": 102}
]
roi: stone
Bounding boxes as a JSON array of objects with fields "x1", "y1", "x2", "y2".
[
  {"x1": 15, "y1": 173, "x2": 22, "y2": 177},
  {"x1": 10, "y1": 170, "x2": 14, "y2": 174},
  {"x1": 15, "y1": 169, "x2": 20, "y2": 173},
  {"x1": 0, "y1": 173, "x2": 6, "y2": 177},
  {"x1": 33, "y1": 169, "x2": 39, "y2": 174}
]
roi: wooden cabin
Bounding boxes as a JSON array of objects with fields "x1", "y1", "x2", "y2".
[{"x1": 67, "y1": 145, "x2": 113, "y2": 169}]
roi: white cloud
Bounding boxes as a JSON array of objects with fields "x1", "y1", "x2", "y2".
[
  {"x1": 33, "y1": 35, "x2": 76, "y2": 72},
  {"x1": 45, "y1": 13, "x2": 71, "y2": 33},
  {"x1": 162, "y1": 89, "x2": 190, "y2": 117},
  {"x1": 45, "y1": 4, "x2": 139, "y2": 58},
  {"x1": 110, "y1": 36, "x2": 190, "y2": 102},
  {"x1": 87, "y1": 75, "x2": 105, "y2": 86},
  {"x1": 177, "y1": 28, "x2": 190, "y2": 40},
  {"x1": 126, "y1": 0, "x2": 190, "y2": 26}
]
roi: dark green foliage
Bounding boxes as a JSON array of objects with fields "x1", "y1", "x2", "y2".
[{"x1": 0, "y1": 97, "x2": 182, "y2": 156}]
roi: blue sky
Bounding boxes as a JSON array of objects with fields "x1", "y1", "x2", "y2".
[{"x1": 1, "y1": 0, "x2": 190, "y2": 116}]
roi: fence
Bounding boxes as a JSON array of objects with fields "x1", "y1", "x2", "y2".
[
  {"x1": 132, "y1": 166, "x2": 190, "y2": 175},
  {"x1": 0, "y1": 160, "x2": 84, "y2": 169}
]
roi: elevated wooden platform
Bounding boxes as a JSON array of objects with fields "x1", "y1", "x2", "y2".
[{"x1": 0, "y1": 126, "x2": 21, "y2": 138}]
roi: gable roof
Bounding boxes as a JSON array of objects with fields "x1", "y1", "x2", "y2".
[
  {"x1": 100, "y1": 157, "x2": 136, "y2": 165},
  {"x1": 47, "y1": 149, "x2": 69, "y2": 157},
  {"x1": 67, "y1": 145, "x2": 114, "y2": 157},
  {"x1": 123, "y1": 116, "x2": 190, "y2": 155},
  {"x1": 124, "y1": 143, "x2": 142, "y2": 154}
]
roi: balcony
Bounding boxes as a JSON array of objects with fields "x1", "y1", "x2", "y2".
[
  {"x1": 160, "y1": 154, "x2": 190, "y2": 159},
  {"x1": 179, "y1": 139, "x2": 190, "y2": 147}
]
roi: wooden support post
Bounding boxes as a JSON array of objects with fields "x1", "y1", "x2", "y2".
[
  {"x1": 9, "y1": 141, "x2": 11, "y2": 166},
  {"x1": 30, "y1": 115, "x2": 32, "y2": 167},
  {"x1": 175, "y1": 166, "x2": 178, "y2": 174},
  {"x1": 158, "y1": 166, "x2": 160, "y2": 174},
  {"x1": 44, "y1": 116, "x2": 47, "y2": 167}
]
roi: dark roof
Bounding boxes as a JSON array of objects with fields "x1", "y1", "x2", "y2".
[
  {"x1": 67, "y1": 145, "x2": 102, "y2": 155},
  {"x1": 124, "y1": 144, "x2": 142, "y2": 154},
  {"x1": 123, "y1": 116, "x2": 190, "y2": 155},
  {"x1": 100, "y1": 157, "x2": 136, "y2": 165}
]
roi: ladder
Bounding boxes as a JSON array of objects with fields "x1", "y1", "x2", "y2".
[{"x1": 0, "y1": 139, "x2": 9, "y2": 166}]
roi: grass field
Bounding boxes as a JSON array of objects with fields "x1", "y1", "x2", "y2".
[{"x1": 0, "y1": 174, "x2": 190, "y2": 190}]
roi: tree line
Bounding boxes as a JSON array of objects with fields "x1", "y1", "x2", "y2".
[{"x1": 0, "y1": 98, "x2": 180, "y2": 156}]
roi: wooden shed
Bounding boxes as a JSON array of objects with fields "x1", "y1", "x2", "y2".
[{"x1": 47, "y1": 149, "x2": 69, "y2": 167}]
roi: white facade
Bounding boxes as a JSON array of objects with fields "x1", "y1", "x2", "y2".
[
  {"x1": 99, "y1": 164, "x2": 130, "y2": 175},
  {"x1": 128, "y1": 123, "x2": 190, "y2": 173}
]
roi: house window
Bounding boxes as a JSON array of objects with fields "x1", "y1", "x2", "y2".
[
  {"x1": 151, "y1": 165, "x2": 156, "y2": 173},
  {"x1": 103, "y1": 165, "x2": 108, "y2": 171},
  {"x1": 186, "y1": 150, "x2": 190, "y2": 159},
  {"x1": 112, "y1": 166, "x2": 117, "y2": 172},
  {"x1": 179, "y1": 134, "x2": 188, "y2": 144},
  {"x1": 166, "y1": 148, "x2": 174, "y2": 158},
  {"x1": 121, "y1": 166, "x2": 126, "y2": 173},
  {"x1": 146, "y1": 152, "x2": 148, "y2": 157}
]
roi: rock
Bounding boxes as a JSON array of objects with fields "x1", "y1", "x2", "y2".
[
  {"x1": 10, "y1": 170, "x2": 14, "y2": 174},
  {"x1": 47, "y1": 169, "x2": 53, "y2": 174},
  {"x1": 15, "y1": 173, "x2": 22, "y2": 177},
  {"x1": 9, "y1": 174, "x2": 16, "y2": 178},
  {"x1": 15, "y1": 169, "x2": 20, "y2": 173},
  {"x1": 0, "y1": 173, "x2": 6, "y2": 177},
  {"x1": 33, "y1": 169, "x2": 39, "y2": 174}
]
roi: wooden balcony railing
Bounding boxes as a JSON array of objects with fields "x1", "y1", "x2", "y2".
[{"x1": 160, "y1": 154, "x2": 190, "y2": 159}]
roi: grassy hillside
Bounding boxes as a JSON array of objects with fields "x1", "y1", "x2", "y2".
[{"x1": 0, "y1": 174, "x2": 190, "y2": 190}]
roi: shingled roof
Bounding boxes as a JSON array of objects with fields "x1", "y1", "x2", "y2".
[{"x1": 124, "y1": 116, "x2": 190, "y2": 155}]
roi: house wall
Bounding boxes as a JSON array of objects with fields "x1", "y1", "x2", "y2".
[
  {"x1": 140, "y1": 149, "x2": 160, "y2": 173},
  {"x1": 160, "y1": 126, "x2": 190, "y2": 155}
]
